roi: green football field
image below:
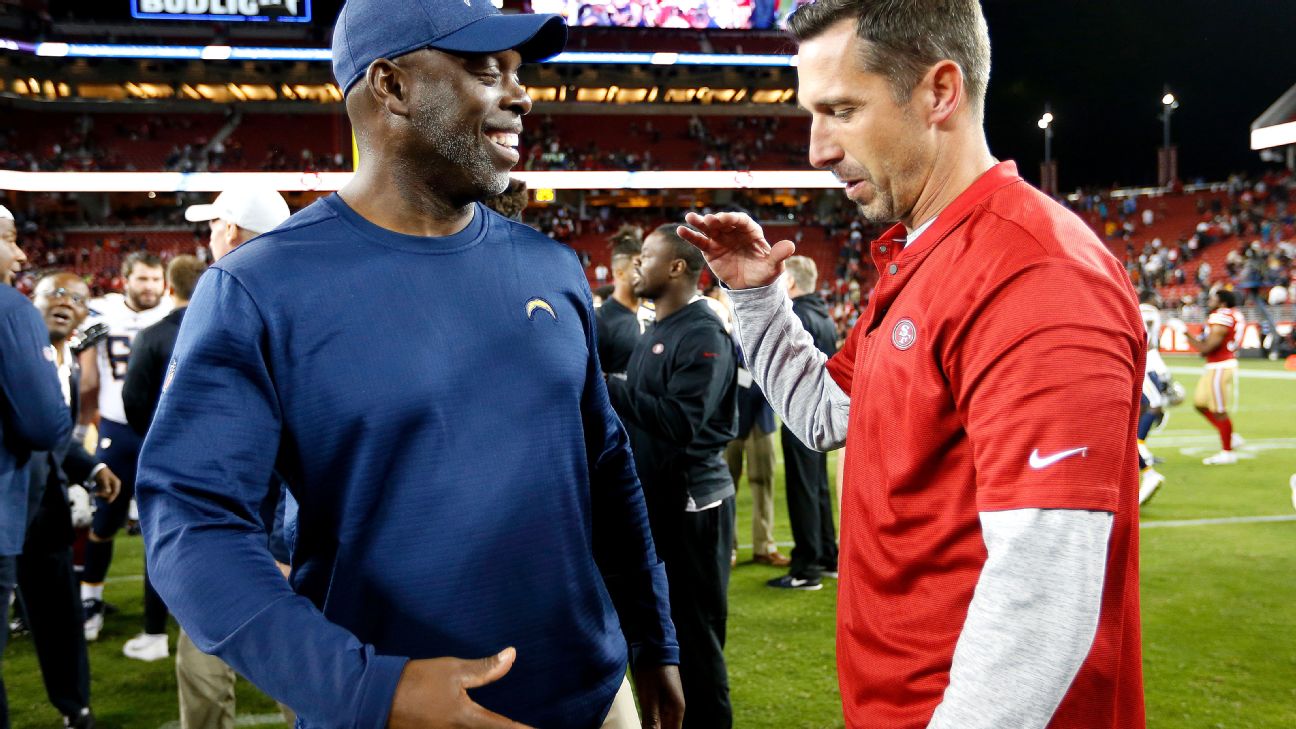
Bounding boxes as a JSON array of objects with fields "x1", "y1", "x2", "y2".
[{"x1": 6, "y1": 356, "x2": 1295, "y2": 728}]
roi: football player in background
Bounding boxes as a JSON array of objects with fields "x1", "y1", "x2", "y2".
[
  {"x1": 77, "y1": 251, "x2": 171, "y2": 646},
  {"x1": 1187, "y1": 287, "x2": 1246, "y2": 465},
  {"x1": 1137, "y1": 290, "x2": 1170, "y2": 505}
]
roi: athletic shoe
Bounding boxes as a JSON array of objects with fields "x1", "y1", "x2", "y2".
[
  {"x1": 820, "y1": 569, "x2": 839, "y2": 579},
  {"x1": 1231, "y1": 433, "x2": 1246, "y2": 449},
  {"x1": 63, "y1": 707, "x2": 95, "y2": 729},
  {"x1": 752, "y1": 551, "x2": 791, "y2": 567},
  {"x1": 122, "y1": 632, "x2": 170, "y2": 662},
  {"x1": 1202, "y1": 451, "x2": 1238, "y2": 466},
  {"x1": 8, "y1": 612, "x2": 28, "y2": 638},
  {"x1": 1289, "y1": 474, "x2": 1296, "y2": 513},
  {"x1": 1138, "y1": 470, "x2": 1165, "y2": 506},
  {"x1": 766, "y1": 574, "x2": 823, "y2": 591},
  {"x1": 82, "y1": 600, "x2": 104, "y2": 642}
]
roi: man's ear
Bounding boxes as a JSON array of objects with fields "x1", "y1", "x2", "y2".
[
  {"x1": 920, "y1": 59, "x2": 965, "y2": 126},
  {"x1": 366, "y1": 58, "x2": 412, "y2": 118}
]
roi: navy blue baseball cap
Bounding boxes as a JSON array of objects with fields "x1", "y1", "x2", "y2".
[{"x1": 332, "y1": 0, "x2": 568, "y2": 94}]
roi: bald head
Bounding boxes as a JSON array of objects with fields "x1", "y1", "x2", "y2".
[
  {"x1": 0, "y1": 217, "x2": 22, "y2": 287},
  {"x1": 33, "y1": 272, "x2": 91, "y2": 344}
]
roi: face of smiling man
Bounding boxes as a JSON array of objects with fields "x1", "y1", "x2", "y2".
[{"x1": 393, "y1": 48, "x2": 532, "y2": 203}]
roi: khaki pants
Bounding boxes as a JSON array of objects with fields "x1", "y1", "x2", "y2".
[
  {"x1": 176, "y1": 630, "x2": 296, "y2": 729},
  {"x1": 600, "y1": 676, "x2": 639, "y2": 729},
  {"x1": 725, "y1": 429, "x2": 777, "y2": 556},
  {"x1": 1194, "y1": 362, "x2": 1237, "y2": 413}
]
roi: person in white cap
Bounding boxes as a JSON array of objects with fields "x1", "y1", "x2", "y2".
[
  {"x1": 152, "y1": 189, "x2": 295, "y2": 729},
  {"x1": 184, "y1": 187, "x2": 293, "y2": 261}
]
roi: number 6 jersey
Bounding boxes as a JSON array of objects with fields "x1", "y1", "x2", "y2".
[{"x1": 86, "y1": 292, "x2": 173, "y2": 425}]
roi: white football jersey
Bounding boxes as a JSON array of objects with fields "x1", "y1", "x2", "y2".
[
  {"x1": 1139, "y1": 303, "x2": 1162, "y2": 351},
  {"x1": 86, "y1": 293, "x2": 173, "y2": 425}
]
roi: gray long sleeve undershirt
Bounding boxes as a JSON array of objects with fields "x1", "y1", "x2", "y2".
[{"x1": 726, "y1": 280, "x2": 1113, "y2": 729}]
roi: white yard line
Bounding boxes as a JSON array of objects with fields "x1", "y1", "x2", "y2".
[
  {"x1": 1140, "y1": 514, "x2": 1296, "y2": 529},
  {"x1": 1167, "y1": 366, "x2": 1296, "y2": 380}
]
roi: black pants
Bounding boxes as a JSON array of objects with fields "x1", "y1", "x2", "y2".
[
  {"x1": 658, "y1": 497, "x2": 735, "y2": 729},
  {"x1": 781, "y1": 427, "x2": 838, "y2": 579},
  {"x1": 16, "y1": 546, "x2": 91, "y2": 718},
  {"x1": 0, "y1": 555, "x2": 15, "y2": 729}
]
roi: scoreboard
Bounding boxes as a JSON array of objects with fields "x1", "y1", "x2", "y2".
[{"x1": 130, "y1": 0, "x2": 312, "y2": 22}]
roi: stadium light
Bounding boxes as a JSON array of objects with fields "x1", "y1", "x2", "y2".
[
  {"x1": 1160, "y1": 87, "x2": 1180, "y2": 147},
  {"x1": 1038, "y1": 105, "x2": 1057, "y2": 196},
  {"x1": 0, "y1": 38, "x2": 797, "y2": 67},
  {"x1": 0, "y1": 170, "x2": 845, "y2": 193},
  {"x1": 1156, "y1": 87, "x2": 1181, "y2": 187},
  {"x1": 1039, "y1": 106, "x2": 1054, "y2": 163}
]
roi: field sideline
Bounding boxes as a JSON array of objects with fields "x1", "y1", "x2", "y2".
[{"x1": 6, "y1": 356, "x2": 1295, "y2": 728}]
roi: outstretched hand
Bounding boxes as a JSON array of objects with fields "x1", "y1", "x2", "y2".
[
  {"x1": 387, "y1": 648, "x2": 536, "y2": 729},
  {"x1": 678, "y1": 211, "x2": 797, "y2": 290}
]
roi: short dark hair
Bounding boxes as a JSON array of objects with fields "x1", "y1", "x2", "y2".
[
  {"x1": 484, "y1": 178, "x2": 529, "y2": 221},
  {"x1": 1138, "y1": 289, "x2": 1160, "y2": 307},
  {"x1": 167, "y1": 255, "x2": 206, "y2": 302},
  {"x1": 122, "y1": 251, "x2": 164, "y2": 278},
  {"x1": 788, "y1": 0, "x2": 991, "y2": 117},
  {"x1": 609, "y1": 225, "x2": 644, "y2": 261},
  {"x1": 650, "y1": 224, "x2": 706, "y2": 282},
  {"x1": 1214, "y1": 288, "x2": 1236, "y2": 308}
]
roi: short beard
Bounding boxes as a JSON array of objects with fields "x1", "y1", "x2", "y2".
[
  {"x1": 408, "y1": 95, "x2": 509, "y2": 200},
  {"x1": 128, "y1": 290, "x2": 158, "y2": 310},
  {"x1": 854, "y1": 189, "x2": 898, "y2": 225}
]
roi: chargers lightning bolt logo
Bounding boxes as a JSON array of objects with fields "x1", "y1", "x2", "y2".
[{"x1": 526, "y1": 298, "x2": 557, "y2": 321}]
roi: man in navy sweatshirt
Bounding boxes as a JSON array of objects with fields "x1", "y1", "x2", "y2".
[
  {"x1": 1, "y1": 205, "x2": 73, "y2": 729},
  {"x1": 135, "y1": 3, "x2": 682, "y2": 729}
]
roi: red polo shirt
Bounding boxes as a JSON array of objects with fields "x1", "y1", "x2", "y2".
[{"x1": 826, "y1": 162, "x2": 1146, "y2": 728}]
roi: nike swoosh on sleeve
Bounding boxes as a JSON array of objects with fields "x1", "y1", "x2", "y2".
[{"x1": 1028, "y1": 447, "x2": 1089, "y2": 469}]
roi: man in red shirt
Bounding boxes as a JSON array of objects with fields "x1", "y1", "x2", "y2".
[
  {"x1": 678, "y1": 1, "x2": 1146, "y2": 727},
  {"x1": 1187, "y1": 287, "x2": 1246, "y2": 465}
]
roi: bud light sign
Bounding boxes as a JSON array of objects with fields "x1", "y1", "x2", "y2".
[{"x1": 131, "y1": 0, "x2": 312, "y2": 22}]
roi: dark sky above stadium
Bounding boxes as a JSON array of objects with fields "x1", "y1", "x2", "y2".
[
  {"x1": 979, "y1": 0, "x2": 1291, "y2": 190},
  {"x1": 50, "y1": 0, "x2": 1292, "y2": 189}
]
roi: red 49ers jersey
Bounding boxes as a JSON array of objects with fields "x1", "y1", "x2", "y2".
[{"x1": 1204, "y1": 307, "x2": 1245, "y2": 364}]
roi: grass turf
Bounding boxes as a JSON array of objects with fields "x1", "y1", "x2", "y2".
[{"x1": 5, "y1": 356, "x2": 1295, "y2": 728}]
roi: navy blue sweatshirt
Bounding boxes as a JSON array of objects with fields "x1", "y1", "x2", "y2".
[
  {"x1": 1, "y1": 286, "x2": 72, "y2": 556},
  {"x1": 136, "y1": 195, "x2": 676, "y2": 729}
]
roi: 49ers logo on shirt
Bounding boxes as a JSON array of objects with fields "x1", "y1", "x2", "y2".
[{"x1": 891, "y1": 318, "x2": 917, "y2": 351}]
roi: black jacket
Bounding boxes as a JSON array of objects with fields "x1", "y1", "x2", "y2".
[
  {"x1": 792, "y1": 294, "x2": 838, "y2": 358},
  {"x1": 595, "y1": 298, "x2": 641, "y2": 376},
  {"x1": 26, "y1": 350, "x2": 97, "y2": 552},
  {"x1": 123, "y1": 307, "x2": 186, "y2": 436},
  {"x1": 607, "y1": 299, "x2": 737, "y2": 510}
]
